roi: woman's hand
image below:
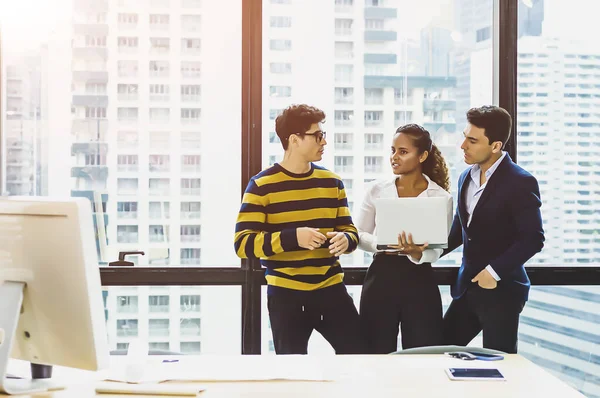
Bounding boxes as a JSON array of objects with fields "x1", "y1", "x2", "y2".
[{"x1": 388, "y1": 231, "x2": 428, "y2": 261}]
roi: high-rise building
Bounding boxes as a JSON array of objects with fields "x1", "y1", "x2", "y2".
[
  {"x1": 518, "y1": 0, "x2": 544, "y2": 38},
  {"x1": 70, "y1": 2, "x2": 110, "y2": 258},
  {"x1": 453, "y1": 0, "x2": 545, "y2": 130},
  {"x1": 515, "y1": 36, "x2": 599, "y2": 266},
  {"x1": 1, "y1": 53, "x2": 42, "y2": 196},
  {"x1": 64, "y1": 0, "x2": 243, "y2": 355},
  {"x1": 420, "y1": 26, "x2": 454, "y2": 77}
]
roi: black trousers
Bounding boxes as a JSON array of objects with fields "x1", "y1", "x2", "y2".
[
  {"x1": 443, "y1": 283, "x2": 526, "y2": 354},
  {"x1": 359, "y1": 254, "x2": 444, "y2": 354},
  {"x1": 267, "y1": 284, "x2": 363, "y2": 355}
]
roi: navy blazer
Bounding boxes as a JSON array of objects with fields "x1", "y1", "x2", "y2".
[{"x1": 445, "y1": 154, "x2": 545, "y2": 302}]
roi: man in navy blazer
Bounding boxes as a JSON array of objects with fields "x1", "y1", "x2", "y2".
[{"x1": 442, "y1": 106, "x2": 545, "y2": 354}]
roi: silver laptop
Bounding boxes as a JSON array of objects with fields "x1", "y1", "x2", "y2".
[{"x1": 374, "y1": 196, "x2": 453, "y2": 250}]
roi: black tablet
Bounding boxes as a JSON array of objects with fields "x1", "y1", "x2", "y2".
[{"x1": 445, "y1": 368, "x2": 506, "y2": 381}]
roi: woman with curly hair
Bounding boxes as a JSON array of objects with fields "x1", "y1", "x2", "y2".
[{"x1": 356, "y1": 123, "x2": 452, "y2": 353}]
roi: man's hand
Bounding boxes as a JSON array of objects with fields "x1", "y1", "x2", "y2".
[
  {"x1": 296, "y1": 227, "x2": 327, "y2": 250},
  {"x1": 472, "y1": 268, "x2": 498, "y2": 289},
  {"x1": 327, "y1": 232, "x2": 349, "y2": 257},
  {"x1": 388, "y1": 232, "x2": 428, "y2": 261}
]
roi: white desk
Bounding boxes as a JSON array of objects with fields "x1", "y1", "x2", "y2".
[{"x1": 4, "y1": 354, "x2": 586, "y2": 397}]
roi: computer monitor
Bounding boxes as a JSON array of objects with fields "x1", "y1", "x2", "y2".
[{"x1": 0, "y1": 197, "x2": 109, "y2": 395}]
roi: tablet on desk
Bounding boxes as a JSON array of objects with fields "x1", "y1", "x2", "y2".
[
  {"x1": 374, "y1": 196, "x2": 452, "y2": 250},
  {"x1": 445, "y1": 368, "x2": 506, "y2": 381}
]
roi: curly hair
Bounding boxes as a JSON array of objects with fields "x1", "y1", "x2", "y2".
[
  {"x1": 423, "y1": 144, "x2": 450, "y2": 192},
  {"x1": 395, "y1": 124, "x2": 450, "y2": 192},
  {"x1": 275, "y1": 104, "x2": 326, "y2": 150}
]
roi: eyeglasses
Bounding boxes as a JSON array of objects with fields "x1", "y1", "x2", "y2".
[{"x1": 288, "y1": 131, "x2": 327, "y2": 143}]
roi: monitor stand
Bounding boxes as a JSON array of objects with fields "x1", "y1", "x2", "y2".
[{"x1": 0, "y1": 281, "x2": 64, "y2": 395}]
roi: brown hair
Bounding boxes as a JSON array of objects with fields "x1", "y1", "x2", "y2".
[{"x1": 275, "y1": 104, "x2": 326, "y2": 150}]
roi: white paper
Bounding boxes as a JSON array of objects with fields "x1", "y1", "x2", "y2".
[{"x1": 104, "y1": 356, "x2": 331, "y2": 384}]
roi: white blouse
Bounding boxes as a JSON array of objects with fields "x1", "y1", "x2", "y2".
[{"x1": 355, "y1": 174, "x2": 453, "y2": 264}]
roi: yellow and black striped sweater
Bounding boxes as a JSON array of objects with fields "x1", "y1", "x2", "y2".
[{"x1": 234, "y1": 163, "x2": 359, "y2": 295}]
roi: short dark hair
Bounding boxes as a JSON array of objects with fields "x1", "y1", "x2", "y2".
[
  {"x1": 275, "y1": 104, "x2": 326, "y2": 150},
  {"x1": 466, "y1": 105, "x2": 512, "y2": 147}
]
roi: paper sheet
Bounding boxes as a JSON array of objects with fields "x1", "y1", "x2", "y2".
[{"x1": 104, "y1": 357, "x2": 331, "y2": 384}]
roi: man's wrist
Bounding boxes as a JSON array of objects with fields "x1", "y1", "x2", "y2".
[
  {"x1": 342, "y1": 233, "x2": 350, "y2": 251},
  {"x1": 485, "y1": 265, "x2": 501, "y2": 281}
]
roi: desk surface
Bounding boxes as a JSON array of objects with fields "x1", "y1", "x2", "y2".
[{"x1": 5, "y1": 354, "x2": 586, "y2": 398}]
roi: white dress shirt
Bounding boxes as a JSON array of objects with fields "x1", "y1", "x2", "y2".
[
  {"x1": 463, "y1": 151, "x2": 507, "y2": 281},
  {"x1": 355, "y1": 174, "x2": 453, "y2": 264}
]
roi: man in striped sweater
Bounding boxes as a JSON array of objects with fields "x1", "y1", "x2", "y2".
[{"x1": 234, "y1": 104, "x2": 363, "y2": 355}]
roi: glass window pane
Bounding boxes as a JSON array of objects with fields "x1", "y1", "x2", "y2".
[
  {"x1": 517, "y1": 0, "x2": 600, "y2": 267},
  {"x1": 1, "y1": 0, "x2": 242, "y2": 267},
  {"x1": 262, "y1": 0, "x2": 493, "y2": 268},
  {"x1": 518, "y1": 286, "x2": 599, "y2": 397},
  {"x1": 104, "y1": 286, "x2": 240, "y2": 355}
]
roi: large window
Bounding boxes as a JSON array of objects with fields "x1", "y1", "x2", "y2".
[
  {"x1": 517, "y1": 285, "x2": 599, "y2": 397},
  {"x1": 1, "y1": 0, "x2": 241, "y2": 266},
  {"x1": 1, "y1": 2, "x2": 599, "y2": 395},
  {"x1": 105, "y1": 286, "x2": 240, "y2": 354},
  {"x1": 1, "y1": 0, "x2": 242, "y2": 353}
]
